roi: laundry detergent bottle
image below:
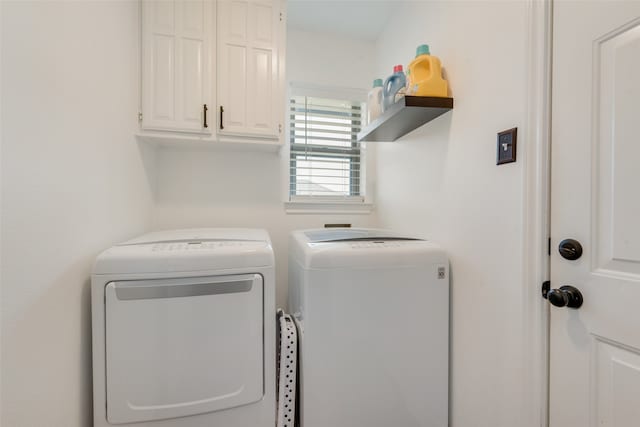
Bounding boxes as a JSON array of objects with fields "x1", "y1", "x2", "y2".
[
  {"x1": 408, "y1": 44, "x2": 448, "y2": 97},
  {"x1": 382, "y1": 65, "x2": 406, "y2": 112},
  {"x1": 367, "y1": 79, "x2": 384, "y2": 123}
]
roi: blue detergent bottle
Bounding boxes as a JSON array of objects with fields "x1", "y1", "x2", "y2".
[{"x1": 382, "y1": 64, "x2": 407, "y2": 112}]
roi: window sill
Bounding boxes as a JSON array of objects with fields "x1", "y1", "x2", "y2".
[{"x1": 284, "y1": 200, "x2": 374, "y2": 215}]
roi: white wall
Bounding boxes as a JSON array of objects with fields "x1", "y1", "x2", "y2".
[
  {"x1": 0, "y1": 2, "x2": 153, "y2": 426},
  {"x1": 373, "y1": 2, "x2": 528, "y2": 426},
  {"x1": 287, "y1": 28, "x2": 378, "y2": 89},
  {"x1": 152, "y1": 27, "x2": 378, "y2": 309}
]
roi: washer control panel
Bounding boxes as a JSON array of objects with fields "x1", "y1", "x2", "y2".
[{"x1": 349, "y1": 241, "x2": 403, "y2": 249}]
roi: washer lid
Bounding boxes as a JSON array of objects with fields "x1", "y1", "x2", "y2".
[
  {"x1": 303, "y1": 228, "x2": 421, "y2": 243},
  {"x1": 93, "y1": 228, "x2": 273, "y2": 275},
  {"x1": 290, "y1": 228, "x2": 445, "y2": 269}
]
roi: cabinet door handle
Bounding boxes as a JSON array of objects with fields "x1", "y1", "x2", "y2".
[
  {"x1": 220, "y1": 106, "x2": 224, "y2": 130},
  {"x1": 203, "y1": 104, "x2": 208, "y2": 128}
]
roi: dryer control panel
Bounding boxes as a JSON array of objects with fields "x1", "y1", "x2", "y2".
[{"x1": 151, "y1": 241, "x2": 253, "y2": 252}]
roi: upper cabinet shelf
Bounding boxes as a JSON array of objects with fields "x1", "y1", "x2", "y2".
[{"x1": 357, "y1": 96, "x2": 453, "y2": 142}]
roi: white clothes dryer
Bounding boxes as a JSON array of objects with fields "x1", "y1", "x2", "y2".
[
  {"x1": 288, "y1": 228, "x2": 449, "y2": 427},
  {"x1": 91, "y1": 228, "x2": 275, "y2": 427}
]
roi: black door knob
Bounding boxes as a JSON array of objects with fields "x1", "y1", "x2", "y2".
[
  {"x1": 546, "y1": 285, "x2": 583, "y2": 309},
  {"x1": 559, "y1": 239, "x2": 583, "y2": 260}
]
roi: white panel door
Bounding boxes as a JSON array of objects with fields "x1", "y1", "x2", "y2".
[
  {"x1": 217, "y1": 0, "x2": 281, "y2": 139},
  {"x1": 141, "y1": 0, "x2": 213, "y2": 133},
  {"x1": 550, "y1": 2, "x2": 640, "y2": 426}
]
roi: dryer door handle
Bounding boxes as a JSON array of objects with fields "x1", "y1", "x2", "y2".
[{"x1": 112, "y1": 276, "x2": 255, "y2": 300}]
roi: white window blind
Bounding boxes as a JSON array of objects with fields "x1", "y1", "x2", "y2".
[{"x1": 289, "y1": 94, "x2": 365, "y2": 200}]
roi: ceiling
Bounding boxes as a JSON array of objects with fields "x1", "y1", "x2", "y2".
[{"x1": 286, "y1": 1, "x2": 397, "y2": 42}]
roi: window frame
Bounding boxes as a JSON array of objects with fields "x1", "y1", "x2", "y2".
[{"x1": 285, "y1": 83, "x2": 372, "y2": 212}]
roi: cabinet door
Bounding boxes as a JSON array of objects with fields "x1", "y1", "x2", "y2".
[
  {"x1": 141, "y1": 0, "x2": 213, "y2": 133},
  {"x1": 217, "y1": 0, "x2": 282, "y2": 139}
]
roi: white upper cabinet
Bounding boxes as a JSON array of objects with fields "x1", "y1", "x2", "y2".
[
  {"x1": 139, "y1": 0, "x2": 284, "y2": 146},
  {"x1": 141, "y1": 0, "x2": 213, "y2": 134},
  {"x1": 217, "y1": 0, "x2": 283, "y2": 140}
]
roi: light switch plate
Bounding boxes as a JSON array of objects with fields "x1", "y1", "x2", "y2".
[{"x1": 497, "y1": 127, "x2": 517, "y2": 165}]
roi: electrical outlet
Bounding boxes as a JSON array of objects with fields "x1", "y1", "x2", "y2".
[{"x1": 497, "y1": 127, "x2": 517, "y2": 165}]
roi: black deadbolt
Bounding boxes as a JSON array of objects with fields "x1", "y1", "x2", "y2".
[{"x1": 558, "y1": 239, "x2": 583, "y2": 260}]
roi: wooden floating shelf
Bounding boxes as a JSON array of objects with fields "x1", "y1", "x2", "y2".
[{"x1": 357, "y1": 96, "x2": 454, "y2": 142}]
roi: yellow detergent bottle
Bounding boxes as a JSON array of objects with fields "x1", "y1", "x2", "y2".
[
  {"x1": 406, "y1": 68, "x2": 413, "y2": 95},
  {"x1": 408, "y1": 44, "x2": 448, "y2": 97}
]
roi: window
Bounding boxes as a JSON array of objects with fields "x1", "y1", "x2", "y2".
[{"x1": 289, "y1": 94, "x2": 365, "y2": 201}]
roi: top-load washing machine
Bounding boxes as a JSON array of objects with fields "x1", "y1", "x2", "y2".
[
  {"x1": 288, "y1": 228, "x2": 449, "y2": 427},
  {"x1": 91, "y1": 228, "x2": 275, "y2": 427}
]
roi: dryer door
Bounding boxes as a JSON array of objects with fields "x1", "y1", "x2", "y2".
[{"x1": 105, "y1": 274, "x2": 264, "y2": 424}]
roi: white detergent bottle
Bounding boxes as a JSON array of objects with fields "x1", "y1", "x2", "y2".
[{"x1": 367, "y1": 79, "x2": 384, "y2": 123}]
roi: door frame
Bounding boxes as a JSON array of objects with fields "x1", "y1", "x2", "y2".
[{"x1": 522, "y1": 1, "x2": 553, "y2": 426}]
